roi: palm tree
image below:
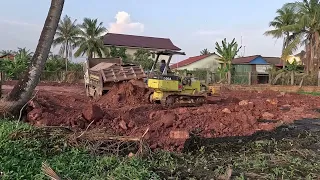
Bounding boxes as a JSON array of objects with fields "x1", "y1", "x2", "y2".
[
  {"x1": 200, "y1": 48, "x2": 210, "y2": 55},
  {"x1": 15, "y1": 47, "x2": 33, "y2": 60},
  {"x1": 267, "y1": 0, "x2": 320, "y2": 73},
  {"x1": 264, "y1": 6, "x2": 297, "y2": 69},
  {"x1": 288, "y1": 0, "x2": 320, "y2": 73},
  {"x1": 53, "y1": 15, "x2": 80, "y2": 71},
  {"x1": 74, "y1": 18, "x2": 107, "y2": 59},
  {"x1": 2, "y1": 0, "x2": 64, "y2": 114}
]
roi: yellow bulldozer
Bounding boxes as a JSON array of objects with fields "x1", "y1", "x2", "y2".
[{"x1": 147, "y1": 50, "x2": 212, "y2": 106}]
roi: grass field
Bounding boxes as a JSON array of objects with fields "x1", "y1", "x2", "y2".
[{"x1": 1, "y1": 119, "x2": 320, "y2": 179}]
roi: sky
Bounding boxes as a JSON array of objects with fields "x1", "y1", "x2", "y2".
[{"x1": 0, "y1": 0, "x2": 298, "y2": 63}]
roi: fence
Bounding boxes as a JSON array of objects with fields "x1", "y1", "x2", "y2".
[
  {"x1": 40, "y1": 71, "x2": 84, "y2": 83},
  {"x1": 231, "y1": 71, "x2": 320, "y2": 86},
  {"x1": 2, "y1": 70, "x2": 84, "y2": 83},
  {"x1": 174, "y1": 69, "x2": 222, "y2": 84}
]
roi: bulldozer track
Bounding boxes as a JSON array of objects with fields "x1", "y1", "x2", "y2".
[{"x1": 163, "y1": 94, "x2": 206, "y2": 107}]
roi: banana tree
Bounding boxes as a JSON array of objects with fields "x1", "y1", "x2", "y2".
[{"x1": 215, "y1": 38, "x2": 241, "y2": 82}]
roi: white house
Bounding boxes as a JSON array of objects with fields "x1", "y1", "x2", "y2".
[
  {"x1": 103, "y1": 33, "x2": 181, "y2": 61},
  {"x1": 170, "y1": 53, "x2": 222, "y2": 71}
]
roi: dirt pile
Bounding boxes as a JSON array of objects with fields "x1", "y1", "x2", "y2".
[
  {"x1": 23, "y1": 82, "x2": 320, "y2": 152},
  {"x1": 97, "y1": 80, "x2": 152, "y2": 108}
]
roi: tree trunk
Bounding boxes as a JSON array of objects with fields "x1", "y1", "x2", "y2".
[
  {"x1": 65, "y1": 41, "x2": 68, "y2": 72},
  {"x1": 282, "y1": 36, "x2": 287, "y2": 69},
  {"x1": 1, "y1": 0, "x2": 64, "y2": 115}
]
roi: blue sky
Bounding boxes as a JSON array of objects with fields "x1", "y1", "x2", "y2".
[{"x1": 0, "y1": 0, "x2": 296, "y2": 63}]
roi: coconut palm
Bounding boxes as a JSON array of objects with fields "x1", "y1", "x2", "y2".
[
  {"x1": 74, "y1": 18, "x2": 108, "y2": 59},
  {"x1": 53, "y1": 15, "x2": 80, "y2": 71},
  {"x1": 266, "y1": 0, "x2": 320, "y2": 73},
  {"x1": 2, "y1": 0, "x2": 64, "y2": 115},
  {"x1": 287, "y1": 0, "x2": 320, "y2": 73},
  {"x1": 200, "y1": 48, "x2": 210, "y2": 55},
  {"x1": 264, "y1": 6, "x2": 297, "y2": 68}
]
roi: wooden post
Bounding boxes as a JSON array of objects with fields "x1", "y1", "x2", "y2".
[
  {"x1": 318, "y1": 71, "x2": 320, "y2": 86},
  {"x1": 0, "y1": 71, "x2": 3, "y2": 98},
  {"x1": 227, "y1": 71, "x2": 231, "y2": 84},
  {"x1": 248, "y1": 72, "x2": 252, "y2": 85},
  {"x1": 268, "y1": 73, "x2": 272, "y2": 84},
  {"x1": 291, "y1": 71, "x2": 294, "y2": 85}
]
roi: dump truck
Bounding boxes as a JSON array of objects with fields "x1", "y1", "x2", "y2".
[{"x1": 84, "y1": 57, "x2": 146, "y2": 98}]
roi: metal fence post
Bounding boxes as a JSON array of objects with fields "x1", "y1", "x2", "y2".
[{"x1": 248, "y1": 72, "x2": 252, "y2": 85}]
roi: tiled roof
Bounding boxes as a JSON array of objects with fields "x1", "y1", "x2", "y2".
[
  {"x1": 170, "y1": 54, "x2": 214, "y2": 69},
  {"x1": 103, "y1": 33, "x2": 181, "y2": 51},
  {"x1": 263, "y1": 57, "x2": 283, "y2": 66},
  {"x1": 232, "y1": 55, "x2": 261, "y2": 64}
]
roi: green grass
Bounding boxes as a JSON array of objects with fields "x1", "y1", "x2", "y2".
[
  {"x1": 0, "y1": 121, "x2": 158, "y2": 180},
  {"x1": 298, "y1": 91, "x2": 320, "y2": 96},
  {"x1": 1, "y1": 119, "x2": 320, "y2": 179}
]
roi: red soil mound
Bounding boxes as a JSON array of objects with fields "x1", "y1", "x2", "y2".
[
  {"x1": 24, "y1": 82, "x2": 320, "y2": 152},
  {"x1": 97, "y1": 80, "x2": 152, "y2": 108}
]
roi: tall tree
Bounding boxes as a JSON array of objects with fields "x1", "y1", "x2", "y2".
[
  {"x1": 74, "y1": 18, "x2": 107, "y2": 59},
  {"x1": 264, "y1": 6, "x2": 297, "y2": 69},
  {"x1": 288, "y1": 0, "x2": 320, "y2": 73},
  {"x1": 0, "y1": 0, "x2": 64, "y2": 115},
  {"x1": 266, "y1": 0, "x2": 320, "y2": 74},
  {"x1": 200, "y1": 48, "x2": 210, "y2": 55},
  {"x1": 53, "y1": 15, "x2": 80, "y2": 71}
]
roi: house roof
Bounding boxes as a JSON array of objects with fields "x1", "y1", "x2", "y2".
[
  {"x1": 170, "y1": 53, "x2": 216, "y2": 69},
  {"x1": 263, "y1": 57, "x2": 283, "y2": 66},
  {"x1": 103, "y1": 33, "x2": 181, "y2": 51},
  {"x1": 232, "y1": 55, "x2": 261, "y2": 64}
]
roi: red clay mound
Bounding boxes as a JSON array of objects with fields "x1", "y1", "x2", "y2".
[
  {"x1": 26, "y1": 91, "x2": 89, "y2": 127},
  {"x1": 23, "y1": 82, "x2": 320, "y2": 152},
  {"x1": 97, "y1": 80, "x2": 152, "y2": 108}
]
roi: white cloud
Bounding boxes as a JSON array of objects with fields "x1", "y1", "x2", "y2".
[{"x1": 108, "y1": 11, "x2": 144, "y2": 34}]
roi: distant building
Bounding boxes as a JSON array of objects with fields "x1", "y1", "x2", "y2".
[
  {"x1": 170, "y1": 53, "x2": 222, "y2": 71},
  {"x1": 103, "y1": 33, "x2": 181, "y2": 61},
  {"x1": 0, "y1": 54, "x2": 15, "y2": 61},
  {"x1": 232, "y1": 55, "x2": 285, "y2": 84}
]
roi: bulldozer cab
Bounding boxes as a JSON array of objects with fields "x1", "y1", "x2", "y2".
[{"x1": 148, "y1": 50, "x2": 185, "y2": 79}]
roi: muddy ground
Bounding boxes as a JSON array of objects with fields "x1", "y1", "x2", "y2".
[{"x1": 2, "y1": 80, "x2": 320, "y2": 152}]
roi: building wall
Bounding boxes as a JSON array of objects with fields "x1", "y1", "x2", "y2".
[
  {"x1": 233, "y1": 64, "x2": 252, "y2": 72},
  {"x1": 173, "y1": 55, "x2": 221, "y2": 71}
]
